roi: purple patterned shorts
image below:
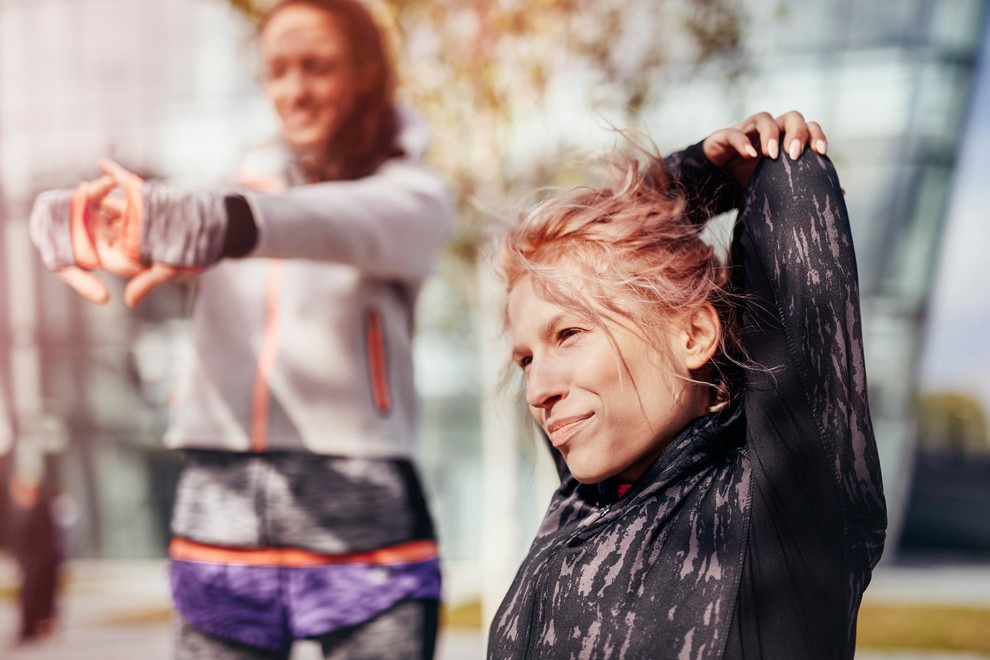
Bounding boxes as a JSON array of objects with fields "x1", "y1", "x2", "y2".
[{"x1": 171, "y1": 557, "x2": 441, "y2": 650}]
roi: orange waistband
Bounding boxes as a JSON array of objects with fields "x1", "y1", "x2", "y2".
[{"x1": 169, "y1": 537, "x2": 438, "y2": 568}]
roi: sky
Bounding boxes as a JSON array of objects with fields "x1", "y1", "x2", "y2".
[{"x1": 918, "y1": 18, "x2": 990, "y2": 412}]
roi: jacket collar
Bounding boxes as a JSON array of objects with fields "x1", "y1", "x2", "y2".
[{"x1": 593, "y1": 399, "x2": 744, "y2": 506}]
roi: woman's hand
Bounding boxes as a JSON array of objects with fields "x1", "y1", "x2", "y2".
[
  {"x1": 96, "y1": 158, "x2": 200, "y2": 307},
  {"x1": 91, "y1": 193, "x2": 144, "y2": 278},
  {"x1": 703, "y1": 111, "x2": 827, "y2": 186},
  {"x1": 50, "y1": 175, "x2": 118, "y2": 305}
]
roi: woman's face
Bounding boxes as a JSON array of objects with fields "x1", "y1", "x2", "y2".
[
  {"x1": 260, "y1": 4, "x2": 360, "y2": 151},
  {"x1": 508, "y1": 275, "x2": 708, "y2": 484}
]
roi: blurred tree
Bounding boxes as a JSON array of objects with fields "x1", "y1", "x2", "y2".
[
  {"x1": 224, "y1": 0, "x2": 745, "y2": 285},
  {"x1": 917, "y1": 391, "x2": 990, "y2": 455}
]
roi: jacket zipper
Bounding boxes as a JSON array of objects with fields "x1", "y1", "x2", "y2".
[
  {"x1": 523, "y1": 503, "x2": 612, "y2": 657},
  {"x1": 577, "y1": 504, "x2": 611, "y2": 528}
]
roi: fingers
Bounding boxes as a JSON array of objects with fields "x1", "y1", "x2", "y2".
[
  {"x1": 55, "y1": 259, "x2": 194, "y2": 307},
  {"x1": 724, "y1": 129, "x2": 758, "y2": 159},
  {"x1": 84, "y1": 175, "x2": 116, "y2": 203},
  {"x1": 776, "y1": 110, "x2": 813, "y2": 160},
  {"x1": 95, "y1": 241, "x2": 145, "y2": 278},
  {"x1": 807, "y1": 121, "x2": 827, "y2": 155},
  {"x1": 87, "y1": 194, "x2": 144, "y2": 277},
  {"x1": 735, "y1": 110, "x2": 829, "y2": 161},
  {"x1": 100, "y1": 195, "x2": 127, "y2": 216},
  {"x1": 737, "y1": 111, "x2": 779, "y2": 159},
  {"x1": 776, "y1": 111, "x2": 808, "y2": 159},
  {"x1": 55, "y1": 267, "x2": 110, "y2": 305},
  {"x1": 702, "y1": 127, "x2": 757, "y2": 166},
  {"x1": 90, "y1": 196, "x2": 123, "y2": 237},
  {"x1": 98, "y1": 158, "x2": 140, "y2": 188},
  {"x1": 123, "y1": 263, "x2": 187, "y2": 308}
]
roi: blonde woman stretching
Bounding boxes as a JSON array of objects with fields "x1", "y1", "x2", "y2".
[{"x1": 491, "y1": 113, "x2": 885, "y2": 659}]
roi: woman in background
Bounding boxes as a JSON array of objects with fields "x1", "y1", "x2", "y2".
[
  {"x1": 31, "y1": 1, "x2": 453, "y2": 658},
  {"x1": 491, "y1": 114, "x2": 886, "y2": 659}
]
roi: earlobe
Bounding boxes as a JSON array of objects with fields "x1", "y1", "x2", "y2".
[{"x1": 681, "y1": 303, "x2": 720, "y2": 371}]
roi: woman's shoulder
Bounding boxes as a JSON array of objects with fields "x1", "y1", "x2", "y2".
[
  {"x1": 236, "y1": 138, "x2": 292, "y2": 192},
  {"x1": 392, "y1": 105, "x2": 433, "y2": 164}
]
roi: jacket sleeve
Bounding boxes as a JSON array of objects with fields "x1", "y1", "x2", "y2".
[
  {"x1": 245, "y1": 157, "x2": 455, "y2": 282},
  {"x1": 732, "y1": 152, "x2": 886, "y2": 656},
  {"x1": 659, "y1": 141, "x2": 745, "y2": 225},
  {"x1": 737, "y1": 152, "x2": 886, "y2": 526}
]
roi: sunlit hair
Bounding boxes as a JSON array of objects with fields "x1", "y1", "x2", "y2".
[
  {"x1": 500, "y1": 153, "x2": 742, "y2": 409},
  {"x1": 259, "y1": 0, "x2": 400, "y2": 181}
]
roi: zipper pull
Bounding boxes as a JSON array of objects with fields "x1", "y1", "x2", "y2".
[{"x1": 577, "y1": 505, "x2": 610, "y2": 528}]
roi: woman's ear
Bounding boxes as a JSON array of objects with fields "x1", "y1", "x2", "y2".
[{"x1": 678, "y1": 303, "x2": 721, "y2": 371}]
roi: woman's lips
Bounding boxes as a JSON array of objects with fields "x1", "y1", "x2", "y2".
[
  {"x1": 283, "y1": 110, "x2": 318, "y2": 130},
  {"x1": 546, "y1": 413, "x2": 593, "y2": 448}
]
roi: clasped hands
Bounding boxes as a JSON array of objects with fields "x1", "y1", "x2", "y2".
[{"x1": 54, "y1": 159, "x2": 199, "y2": 308}]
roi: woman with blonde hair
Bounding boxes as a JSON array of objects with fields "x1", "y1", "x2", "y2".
[{"x1": 491, "y1": 113, "x2": 886, "y2": 659}]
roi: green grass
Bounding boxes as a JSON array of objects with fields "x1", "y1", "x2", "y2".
[
  {"x1": 441, "y1": 599, "x2": 484, "y2": 629},
  {"x1": 857, "y1": 602, "x2": 990, "y2": 653}
]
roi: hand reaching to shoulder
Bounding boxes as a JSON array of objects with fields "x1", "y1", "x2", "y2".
[{"x1": 703, "y1": 111, "x2": 828, "y2": 186}]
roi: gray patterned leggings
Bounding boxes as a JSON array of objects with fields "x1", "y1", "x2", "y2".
[{"x1": 174, "y1": 597, "x2": 439, "y2": 660}]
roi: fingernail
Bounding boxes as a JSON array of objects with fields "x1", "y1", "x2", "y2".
[
  {"x1": 816, "y1": 139, "x2": 827, "y2": 154},
  {"x1": 746, "y1": 144, "x2": 758, "y2": 158},
  {"x1": 767, "y1": 139, "x2": 779, "y2": 159},
  {"x1": 789, "y1": 140, "x2": 802, "y2": 160}
]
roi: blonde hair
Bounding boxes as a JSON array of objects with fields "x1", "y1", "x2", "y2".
[{"x1": 500, "y1": 154, "x2": 741, "y2": 408}]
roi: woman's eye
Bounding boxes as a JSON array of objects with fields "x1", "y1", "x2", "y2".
[
  {"x1": 557, "y1": 327, "x2": 581, "y2": 343},
  {"x1": 264, "y1": 61, "x2": 286, "y2": 81},
  {"x1": 305, "y1": 58, "x2": 337, "y2": 75},
  {"x1": 516, "y1": 355, "x2": 532, "y2": 370}
]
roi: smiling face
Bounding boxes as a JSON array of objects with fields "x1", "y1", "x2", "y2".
[
  {"x1": 260, "y1": 3, "x2": 360, "y2": 151},
  {"x1": 508, "y1": 275, "x2": 714, "y2": 484}
]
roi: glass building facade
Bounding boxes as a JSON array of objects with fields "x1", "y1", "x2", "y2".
[{"x1": 726, "y1": 0, "x2": 990, "y2": 555}]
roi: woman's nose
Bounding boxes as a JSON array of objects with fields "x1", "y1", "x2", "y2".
[
  {"x1": 276, "y1": 68, "x2": 309, "y2": 104},
  {"x1": 526, "y1": 360, "x2": 566, "y2": 411}
]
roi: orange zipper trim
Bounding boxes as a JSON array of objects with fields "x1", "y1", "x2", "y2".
[
  {"x1": 365, "y1": 309, "x2": 392, "y2": 414},
  {"x1": 250, "y1": 261, "x2": 284, "y2": 451}
]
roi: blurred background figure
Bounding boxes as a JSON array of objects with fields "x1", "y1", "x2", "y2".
[
  {"x1": 26, "y1": 0, "x2": 453, "y2": 657},
  {"x1": 9, "y1": 450, "x2": 60, "y2": 645},
  {"x1": 0, "y1": 0, "x2": 989, "y2": 658},
  {"x1": 4, "y1": 412, "x2": 72, "y2": 647}
]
